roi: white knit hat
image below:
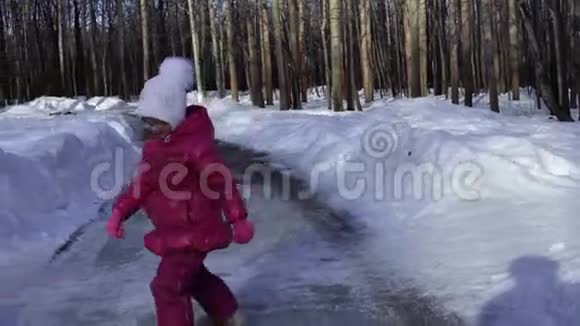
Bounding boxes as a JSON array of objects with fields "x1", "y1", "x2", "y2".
[{"x1": 137, "y1": 57, "x2": 195, "y2": 129}]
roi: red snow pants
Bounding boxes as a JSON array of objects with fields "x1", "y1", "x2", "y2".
[{"x1": 150, "y1": 252, "x2": 238, "y2": 326}]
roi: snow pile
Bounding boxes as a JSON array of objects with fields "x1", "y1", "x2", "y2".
[
  {"x1": 204, "y1": 95, "x2": 580, "y2": 324},
  {"x1": 3, "y1": 97, "x2": 92, "y2": 117},
  {"x1": 0, "y1": 112, "x2": 140, "y2": 267},
  {"x1": 1, "y1": 96, "x2": 133, "y2": 118},
  {"x1": 86, "y1": 97, "x2": 130, "y2": 111}
]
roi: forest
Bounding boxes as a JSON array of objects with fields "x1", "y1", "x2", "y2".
[{"x1": 0, "y1": 0, "x2": 579, "y2": 120}]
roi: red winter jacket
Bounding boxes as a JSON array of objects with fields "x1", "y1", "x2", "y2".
[{"x1": 113, "y1": 105, "x2": 247, "y2": 255}]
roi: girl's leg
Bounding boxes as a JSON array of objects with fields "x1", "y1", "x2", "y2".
[
  {"x1": 150, "y1": 253, "x2": 206, "y2": 326},
  {"x1": 193, "y1": 265, "x2": 239, "y2": 322}
]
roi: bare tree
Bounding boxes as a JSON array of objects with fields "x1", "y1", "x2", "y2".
[
  {"x1": 0, "y1": 0, "x2": 6, "y2": 103},
  {"x1": 298, "y1": 0, "x2": 307, "y2": 102},
  {"x1": 449, "y1": 0, "x2": 460, "y2": 104},
  {"x1": 260, "y1": 1, "x2": 273, "y2": 105},
  {"x1": 572, "y1": 0, "x2": 580, "y2": 110},
  {"x1": 321, "y1": 0, "x2": 332, "y2": 109},
  {"x1": 508, "y1": 0, "x2": 521, "y2": 100},
  {"x1": 483, "y1": 0, "x2": 499, "y2": 112},
  {"x1": 188, "y1": 0, "x2": 206, "y2": 101},
  {"x1": 288, "y1": 0, "x2": 302, "y2": 109},
  {"x1": 404, "y1": 0, "x2": 427, "y2": 98},
  {"x1": 329, "y1": 0, "x2": 344, "y2": 111},
  {"x1": 140, "y1": 0, "x2": 150, "y2": 81},
  {"x1": 520, "y1": 1, "x2": 572, "y2": 121},
  {"x1": 418, "y1": 0, "x2": 428, "y2": 96},
  {"x1": 273, "y1": 0, "x2": 289, "y2": 110},
  {"x1": 225, "y1": 0, "x2": 239, "y2": 102},
  {"x1": 461, "y1": 0, "x2": 475, "y2": 106},
  {"x1": 57, "y1": 0, "x2": 66, "y2": 92},
  {"x1": 246, "y1": 0, "x2": 264, "y2": 107},
  {"x1": 550, "y1": 0, "x2": 569, "y2": 112},
  {"x1": 209, "y1": 1, "x2": 226, "y2": 98},
  {"x1": 116, "y1": 0, "x2": 128, "y2": 97},
  {"x1": 360, "y1": 0, "x2": 373, "y2": 102}
]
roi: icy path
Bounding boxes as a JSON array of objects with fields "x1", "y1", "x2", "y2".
[{"x1": 1, "y1": 143, "x2": 460, "y2": 326}]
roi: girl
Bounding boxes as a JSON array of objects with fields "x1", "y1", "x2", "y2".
[{"x1": 106, "y1": 57, "x2": 254, "y2": 326}]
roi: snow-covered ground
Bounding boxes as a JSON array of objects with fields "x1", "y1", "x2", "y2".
[
  {"x1": 2, "y1": 91, "x2": 580, "y2": 325},
  {"x1": 203, "y1": 91, "x2": 580, "y2": 324},
  {"x1": 0, "y1": 97, "x2": 140, "y2": 276}
]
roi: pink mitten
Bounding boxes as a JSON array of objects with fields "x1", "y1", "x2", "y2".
[
  {"x1": 232, "y1": 220, "x2": 255, "y2": 244},
  {"x1": 106, "y1": 210, "x2": 125, "y2": 239}
]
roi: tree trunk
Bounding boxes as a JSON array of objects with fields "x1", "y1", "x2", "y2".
[
  {"x1": 437, "y1": 0, "x2": 448, "y2": 97},
  {"x1": 224, "y1": 0, "x2": 239, "y2": 101},
  {"x1": 508, "y1": 0, "x2": 520, "y2": 100},
  {"x1": 102, "y1": 45, "x2": 109, "y2": 96},
  {"x1": 260, "y1": 1, "x2": 273, "y2": 105},
  {"x1": 461, "y1": 0, "x2": 475, "y2": 106},
  {"x1": 431, "y1": 1, "x2": 442, "y2": 96},
  {"x1": 272, "y1": 0, "x2": 289, "y2": 109},
  {"x1": 169, "y1": 1, "x2": 177, "y2": 56},
  {"x1": 418, "y1": 0, "x2": 428, "y2": 96},
  {"x1": 343, "y1": 0, "x2": 354, "y2": 110},
  {"x1": 298, "y1": 0, "x2": 307, "y2": 102},
  {"x1": 209, "y1": 0, "x2": 226, "y2": 98},
  {"x1": 519, "y1": 1, "x2": 572, "y2": 121},
  {"x1": 288, "y1": 0, "x2": 302, "y2": 109},
  {"x1": 140, "y1": 0, "x2": 151, "y2": 80},
  {"x1": 247, "y1": 4, "x2": 265, "y2": 108},
  {"x1": 572, "y1": 0, "x2": 580, "y2": 110},
  {"x1": 9, "y1": 0, "x2": 21, "y2": 100},
  {"x1": 360, "y1": 0, "x2": 373, "y2": 102},
  {"x1": 393, "y1": 0, "x2": 405, "y2": 97},
  {"x1": 474, "y1": 0, "x2": 483, "y2": 90},
  {"x1": 140, "y1": 0, "x2": 150, "y2": 81},
  {"x1": 117, "y1": 0, "x2": 128, "y2": 98},
  {"x1": 329, "y1": 0, "x2": 344, "y2": 111},
  {"x1": 449, "y1": 0, "x2": 459, "y2": 104},
  {"x1": 321, "y1": 0, "x2": 332, "y2": 109},
  {"x1": 22, "y1": 0, "x2": 30, "y2": 99},
  {"x1": 551, "y1": 0, "x2": 570, "y2": 112},
  {"x1": 89, "y1": 0, "x2": 100, "y2": 95},
  {"x1": 188, "y1": 0, "x2": 206, "y2": 102},
  {"x1": 0, "y1": 0, "x2": 5, "y2": 104},
  {"x1": 498, "y1": 1, "x2": 509, "y2": 93},
  {"x1": 57, "y1": 0, "x2": 66, "y2": 93},
  {"x1": 404, "y1": 0, "x2": 425, "y2": 98},
  {"x1": 72, "y1": 0, "x2": 84, "y2": 96},
  {"x1": 483, "y1": 0, "x2": 499, "y2": 112},
  {"x1": 177, "y1": 3, "x2": 187, "y2": 57},
  {"x1": 345, "y1": 0, "x2": 361, "y2": 110}
]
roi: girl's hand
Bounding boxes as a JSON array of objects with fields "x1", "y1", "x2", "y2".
[
  {"x1": 232, "y1": 220, "x2": 254, "y2": 244},
  {"x1": 106, "y1": 211, "x2": 125, "y2": 239}
]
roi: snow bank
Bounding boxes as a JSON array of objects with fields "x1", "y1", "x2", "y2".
[
  {"x1": 1, "y1": 96, "x2": 133, "y2": 118},
  {"x1": 204, "y1": 95, "x2": 580, "y2": 324},
  {"x1": 86, "y1": 97, "x2": 130, "y2": 111},
  {"x1": 0, "y1": 111, "x2": 140, "y2": 267}
]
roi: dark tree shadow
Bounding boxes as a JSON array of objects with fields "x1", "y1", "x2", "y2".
[{"x1": 478, "y1": 256, "x2": 580, "y2": 326}]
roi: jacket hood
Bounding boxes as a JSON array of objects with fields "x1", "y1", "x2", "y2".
[{"x1": 171, "y1": 105, "x2": 215, "y2": 141}]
